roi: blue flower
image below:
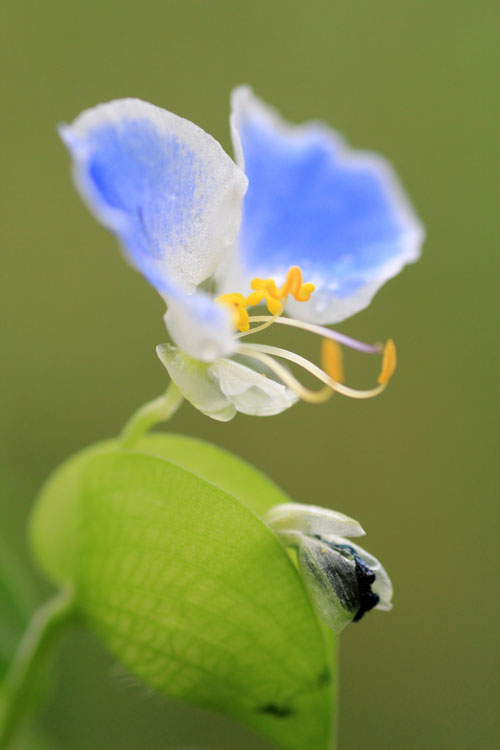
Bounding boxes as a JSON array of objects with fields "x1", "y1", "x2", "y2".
[{"x1": 60, "y1": 88, "x2": 423, "y2": 420}]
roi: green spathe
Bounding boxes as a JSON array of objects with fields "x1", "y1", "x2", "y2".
[
  {"x1": 29, "y1": 434, "x2": 292, "y2": 584},
  {"x1": 29, "y1": 437, "x2": 336, "y2": 749}
]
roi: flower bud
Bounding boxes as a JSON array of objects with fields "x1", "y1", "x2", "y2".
[{"x1": 267, "y1": 504, "x2": 393, "y2": 634}]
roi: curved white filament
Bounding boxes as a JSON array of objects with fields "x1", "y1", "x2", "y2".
[
  {"x1": 238, "y1": 343, "x2": 388, "y2": 400},
  {"x1": 239, "y1": 315, "x2": 382, "y2": 355}
]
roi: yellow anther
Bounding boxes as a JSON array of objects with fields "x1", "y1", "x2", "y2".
[
  {"x1": 250, "y1": 277, "x2": 282, "y2": 300},
  {"x1": 296, "y1": 281, "x2": 316, "y2": 301},
  {"x1": 250, "y1": 266, "x2": 315, "y2": 305},
  {"x1": 378, "y1": 339, "x2": 397, "y2": 384},
  {"x1": 279, "y1": 266, "x2": 300, "y2": 298},
  {"x1": 279, "y1": 266, "x2": 316, "y2": 301},
  {"x1": 247, "y1": 289, "x2": 283, "y2": 315},
  {"x1": 246, "y1": 290, "x2": 265, "y2": 306},
  {"x1": 321, "y1": 338, "x2": 344, "y2": 383},
  {"x1": 264, "y1": 296, "x2": 283, "y2": 315},
  {"x1": 215, "y1": 293, "x2": 250, "y2": 332}
]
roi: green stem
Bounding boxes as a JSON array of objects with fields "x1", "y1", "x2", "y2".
[
  {"x1": 0, "y1": 589, "x2": 76, "y2": 748},
  {"x1": 119, "y1": 381, "x2": 183, "y2": 450}
]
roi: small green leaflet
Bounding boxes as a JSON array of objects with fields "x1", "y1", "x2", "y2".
[
  {"x1": 30, "y1": 436, "x2": 336, "y2": 749},
  {"x1": 0, "y1": 540, "x2": 58, "y2": 748},
  {"x1": 0, "y1": 545, "x2": 33, "y2": 681}
]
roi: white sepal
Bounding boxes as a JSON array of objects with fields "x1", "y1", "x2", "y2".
[
  {"x1": 267, "y1": 502, "x2": 365, "y2": 539},
  {"x1": 157, "y1": 345, "x2": 236, "y2": 421},
  {"x1": 209, "y1": 357, "x2": 298, "y2": 416},
  {"x1": 157, "y1": 345, "x2": 298, "y2": 421}
]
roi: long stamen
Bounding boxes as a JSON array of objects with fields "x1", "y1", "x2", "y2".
[
  {"x1": 239, "y1": 346, "x2": 333, "y2": 404},
  {"x1": 235, "y1": 312, "x2": 281, "y2": 339},
  {"x1": 322, "y1": 339, "x2": 344, "y2": 384},
  {"x1": 239, "y1": 343, "x2": 388, "y2": 399},
  {"x1": 244, "y1": 315, "x2": 381, "y2": 355},
  {"x1": 378, "y1": 339, "x2": 397, "y2": 384}
]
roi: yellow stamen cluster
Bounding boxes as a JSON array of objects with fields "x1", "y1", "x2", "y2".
[
  {"x1": 216, "y1": 266, "x2": 315, "y2": 332},
  {"x1": 215, "y1": 266, "x2": 397, "y2": 401}
]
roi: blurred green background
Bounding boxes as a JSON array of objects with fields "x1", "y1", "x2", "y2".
[{"x1": 1, "y1": 0, "x2": 498, "y2": 748}]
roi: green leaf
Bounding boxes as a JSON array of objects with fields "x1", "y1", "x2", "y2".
[
  {"x1": 134, "y1": 433, "x2": 292, "y2": 517},
  {"x1": 9, "y1": 725, "x2": 58, "y2": 750},
  {"x1": 29, "y1": 438, "x2": 337, "y2": 748}
]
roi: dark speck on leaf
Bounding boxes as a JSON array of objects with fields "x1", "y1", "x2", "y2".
[
  {"x1": 317, "y1": 667, "x2": 331, "y2": 687},
  {"x1": 258, "y1": 703, "x2": 293, "y2": 718}
]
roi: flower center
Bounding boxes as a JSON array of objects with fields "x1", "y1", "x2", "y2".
[
  {"x1": 216, "y1": 266, "x2": 397, "y2": 402},
  {"x1": 216, "y1": 266, "x2": 315, "y2": 332}
]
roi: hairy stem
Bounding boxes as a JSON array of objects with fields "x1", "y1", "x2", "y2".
[
  {"x1": 119, "y1": 381, "x2": 183, "y2": 450},
  {"x1": 0, "y1": 589, "x2": 76, "y2": 748}
]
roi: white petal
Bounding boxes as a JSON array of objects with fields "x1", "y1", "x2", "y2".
[
  {"x1": 267, "y1": 502, "x2": 365, "y2": 538},
  {"x1": 164, "y1": 290, "x2": 236, "y2": 361}
]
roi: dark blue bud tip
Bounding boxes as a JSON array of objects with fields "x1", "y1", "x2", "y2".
[{"x1": 324, "y1": 540, "x2": 381, "y2": 622}]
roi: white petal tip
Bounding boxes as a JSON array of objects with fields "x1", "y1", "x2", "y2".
[{"x1": 266, "y1": 502, "x2": 366, "y2": 538}]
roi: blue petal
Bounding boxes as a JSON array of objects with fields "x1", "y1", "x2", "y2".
[
  {"x1": 60, "y1": 98, "x2": 247, "y2": 296},
  {"x1": 230, "y1": 88, "x2": 424, "y2": 324}
]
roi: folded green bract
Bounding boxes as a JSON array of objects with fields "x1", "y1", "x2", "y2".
[{"x1": 29, "y1": 435, "x2": 336, "y2": 750}]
